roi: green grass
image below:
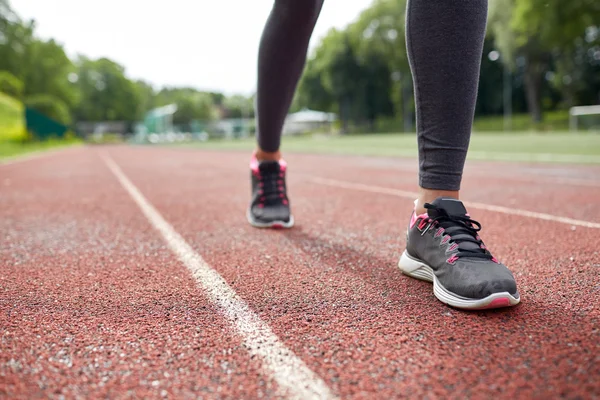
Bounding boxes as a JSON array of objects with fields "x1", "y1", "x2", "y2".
[
  {"x1": 174, "y1": 131, "x2": 600, "y2": 164},
  {"x1": 0, "y1": 137, "x2": 82, "y2": 161},
  {"x1": 472, "y1": 111, "x2": 570, "y2": 132},
  {"x1": 0, "y1": 92, "x2": 26, "y2": 141}
]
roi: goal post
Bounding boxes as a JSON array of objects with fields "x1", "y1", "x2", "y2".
[{"x1": 569, "y1": 105, "x2": 600, "y2": 132}]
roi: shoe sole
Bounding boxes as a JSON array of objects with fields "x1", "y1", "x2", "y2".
[
  {"x1": 398, "y1": 251, "x2": 520, "y2": 310},
  {"x1": 246, "y1": 209, "x2": 295, "y2": 229}
]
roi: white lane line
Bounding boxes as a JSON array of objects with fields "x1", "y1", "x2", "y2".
[
  {"x1": 102, "y1": 155, "x2": 336, "y2": 400},
  {"x1": 311, "y1": 176, "x2": 600, "y2": 229},
  {"x1": 0, "y1": 145, "x2": 83, "y2": 166}
]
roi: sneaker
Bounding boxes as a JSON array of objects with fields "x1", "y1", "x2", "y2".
[
  {"x1": 398, "y1": 197, "x2": 520, "y2": 310},
  {"x1": 247, "y1": 155, "x2": 294, "y2": 229}
]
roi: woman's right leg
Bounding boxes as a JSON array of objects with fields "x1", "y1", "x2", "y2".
[{"x1": 248, "y1": 0, "x2": 323, "y2": 228}]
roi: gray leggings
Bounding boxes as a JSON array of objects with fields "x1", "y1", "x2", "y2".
[{"x1": 256, "y1": 0, "x2": 488, "y2": 191}]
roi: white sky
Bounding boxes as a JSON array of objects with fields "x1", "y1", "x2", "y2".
[{"x1": 11, "y1": 0, "x2": 374, "y2": 95}]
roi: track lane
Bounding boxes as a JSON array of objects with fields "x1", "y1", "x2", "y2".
[
  {"x1": 107, "y1": 146, "x2": 600, "y2": 399},
  {"x1": 0, "y1": 149, "x2": 279, "y2": 399}
]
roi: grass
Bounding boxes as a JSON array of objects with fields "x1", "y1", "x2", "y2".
[
  {"x1": 173, "y1": 131, "x2": 600, "y2": 164},
  {"x1": 0, "y1": 92, "x2": 26, "y2": 141},
  {"x1": 0, "y1": 137, "x2": 82, "y2": 161},
  {"x1": 0, "y1": 92, "x2": 82, "y2": 161}
]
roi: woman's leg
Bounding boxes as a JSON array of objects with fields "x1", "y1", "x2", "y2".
[
  {"x1": 400, "y1": 0, "x2": 520, "y2": 310},
  {"x1": 247, "y1": 0, "x2": 323, "y2": 228},
  {"x1": 406, "y1": 0, "x2": 487, "y2": 214},
  {"x1": 255, "y1": 0, "x2": 324, "y2": 161}
]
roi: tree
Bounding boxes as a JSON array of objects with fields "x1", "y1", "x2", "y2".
[
  {"x1": 25, "y1": 94, "x2": 71, "y2": 125},
  {"x1": 155, "y1": 88, "x2": 216, "y2": 125},
  {"x1": 489, "y1": 0, "x2": 600, "y2": 122},
  {"x1": 349, "y1": 0, "x2": 410, "y2": 126},
  {"x1": 223, "y1": 95, "x2": 254, "y2": 119},
  {"x1": 135, "y1": 80, "x2": 157, "y2": 116},
  {"x1": 0, "y1": 70, "x2": 23, "y2": 98},
  {"x1": 73, "y1": 57, "x2": 142, "y2": 122}
]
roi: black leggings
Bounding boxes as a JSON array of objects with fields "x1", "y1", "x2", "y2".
[{"x1": 255, "y1": 0, "x2": 487, "y2": 191}]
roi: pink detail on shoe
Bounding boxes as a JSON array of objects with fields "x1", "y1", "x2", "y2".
[
  {"x1": 278, "y1": 186, "x2": 284, "y2": 191},
  {"x1": 418, "y1": 219, "x2": 429, "y2": 230},
  {"x1": 448, "y1": 243, "x2": 459, "y2": 251},
  {"x1": 282, "y1": 199, "x2": 289, "y2": 205},
  {"x1": 250, "y1": 154, "x2": 260, "y2": 175},
  {"x1": 447, "y1": 255, "x2": 459, "y2": 264},
  {"x1": 410, "y1": 212, "x2": 429, "y2": 229},
  {"x1": 278, "y1": 159, "x2": 287, "y2": 172},
  {"x1": 271, "y1": 223, "x2": 284, "y2": 229},
  {"x1": 441, "y1": 236, "x2": 450, "y2": 244},
  {"x1": 279, "y1": 193, "x2": 284, "y2": 198},
  {"x1": 435, "y1": 228, "x2": 444, "y2": 238},
  {"x1": 488, "y1": 298, "x2": 510, "y2": 308},
  {"x1": 277, "y1": 180, "x2": 283, "y2": 184},
  {"x1": 258, "y1": 204, "x2": 264, "y2": 208},
  {"x1": 491, "y1": 257, "x2": 499, "y2": 264}
]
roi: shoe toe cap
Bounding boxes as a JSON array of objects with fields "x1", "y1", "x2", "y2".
[{"x1": 252, "y1": 205, "x2": 291, "y2": 223}]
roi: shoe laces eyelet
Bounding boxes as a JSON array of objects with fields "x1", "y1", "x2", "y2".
[{"x1": 447, "y1": 255, "x2": 459, "y2": 264}]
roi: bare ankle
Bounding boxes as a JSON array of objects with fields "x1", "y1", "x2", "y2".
[
  {"x1": 415, "y1": 188, "x2": 459, "y2": 215},
  {"x1": 255, "y1": 149, "x2": 282, "y2": 162}
]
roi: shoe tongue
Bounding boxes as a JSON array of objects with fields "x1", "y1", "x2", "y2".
[
  {"x1": 428, "y1": 198, "x2": 483, "y2": 254},
  {"x1": 427, "y1": 197, "x2": 467, "y2": 218},
  {"x1": 258, "y1": 160, "x2": 281, "y2": 173}
]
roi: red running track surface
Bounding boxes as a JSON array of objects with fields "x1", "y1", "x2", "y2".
[{"x1": 1, "y1": 146, "x2": 599, "y2": 399}]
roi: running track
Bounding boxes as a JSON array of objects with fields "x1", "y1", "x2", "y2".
[{"x1": 1, "y1": 145, "x2": 599, "y2": 399}]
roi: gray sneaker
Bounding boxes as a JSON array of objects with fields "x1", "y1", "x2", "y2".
[{"x1": 399, "y1": 197, "x2": 520, "y2": 310}]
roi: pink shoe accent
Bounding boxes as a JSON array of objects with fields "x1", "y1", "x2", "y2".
[
  {"x1": 250, "y1": 153, "x2": 260, "y2": 175},
  {"x1": 447, "y1": 255, "x2": 459, "y2": 264},
  {"x1": 486, "y1": 298, "x2": 511, "y2": 308},
  {"x1": 448, "y1": 243, "x2": 459, "y2": 252},
  {"x1": 491, "y1": 257, "x2": 499, "y2": 264},
  {"x1": 410, "y1": 212, "x2": 429, "y2": 229},
  {"x1": 278, "y1": 159, "x2": 287, "y2": 172},
  {"x1": 282, "y1": 199, "x2": 289, "y2": 205},
  {"x1": 435, "y1": 228, "x2": 444, "y2": 238},
  {"x1": 441, "y1": 236, "x2": 450, "y2": 244}
]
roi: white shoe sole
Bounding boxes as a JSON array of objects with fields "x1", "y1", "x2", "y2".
[
  {"x1": 398, "y1": 251, "x2": 520, "y2": 310},
  {"x1": 247, "y1": 209, "x2": 294, "y2": 229}
]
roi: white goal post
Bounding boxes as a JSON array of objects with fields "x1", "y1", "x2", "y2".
[{"x1": 569, "y1": 105, "x2": 600, "y2": 132}]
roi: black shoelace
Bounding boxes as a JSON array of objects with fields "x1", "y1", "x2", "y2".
[{"x1": 424, "y1": 203, "x2": 492, "y2": 260}]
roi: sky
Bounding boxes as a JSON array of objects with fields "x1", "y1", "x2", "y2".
[{"x1": 11, "y1": 0, "x2": 374, "y2": 95}]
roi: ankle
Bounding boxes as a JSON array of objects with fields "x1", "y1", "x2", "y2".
[
  {"x1": 255, "y1": 149, "x2": 281, "y2": 162},
  {"x1": 415, "y1": 189, "x2": 459, "y2": 215}
]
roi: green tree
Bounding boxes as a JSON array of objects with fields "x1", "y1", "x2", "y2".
[
  {"x1": 74, "y1": 57, "x2": 142, "y2": 122},
  {"x1": 223, "y1": 95, "x2": 254, "y2": 119},
  {"x1": 490, "y1": 0, "x2": 600, "y2": 121},
  {"x1": 135, "y1": 80, "x2": 156, "y2": 115},
  {"x1": 349, "y1": 0, "x2": 410, "y2": 124},
  {"x1": 0, "y1": 70, "x2": 23, "y2": 98},
  {"x1": 155, "y1": 88, "x2": 216, "y2": 125},
  {"x1": 25, "y1": 94, "x2": 71, "y2": 125}
]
